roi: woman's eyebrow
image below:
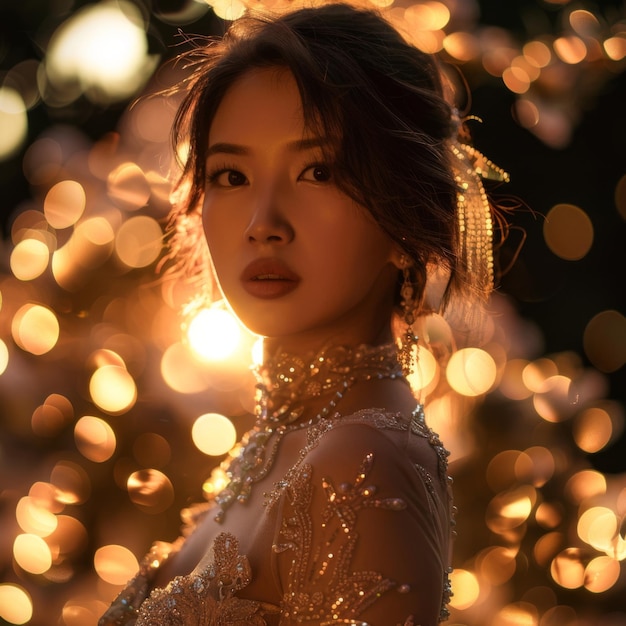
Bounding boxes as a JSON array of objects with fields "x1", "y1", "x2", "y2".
[
  {"x1": 206, "y1": 142, "x2": 249, "y2": 157},
  {"x1": 287, "y1": 137, "x2": 329, "y2": 152},
  {"x1": 206, "y1": 137, "x2": 329, "y2": 158}
]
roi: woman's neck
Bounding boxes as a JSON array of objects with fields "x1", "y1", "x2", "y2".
[
  {"x1": 254, "y1": 340, "x2": 407, "y2": 428},
  {"x1": 261, "y1": 321, "x2": 395, "y2": 364}
]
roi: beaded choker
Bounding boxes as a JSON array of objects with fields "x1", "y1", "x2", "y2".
[{"x1": 210, "y1": 342, "x2": 405, "y2": 522}]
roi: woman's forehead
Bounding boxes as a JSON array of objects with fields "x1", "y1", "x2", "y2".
[{"x1": 207, "y1": 67, "x2": 336, "y2": 154}]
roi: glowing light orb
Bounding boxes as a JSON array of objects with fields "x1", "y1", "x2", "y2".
[
  {"x1": 551, "y1": 548, "x2": 585, "y2": 589},
  {"x1": 15, "y1": 496, "x2": 58, "y2": 536},
  {"x1": 405, "y1": 1, "x2": 450, "y2": 30},
  {"x1": 46, "y1": 0, "x2": 155, "y2": 102},
  {"x1": 107, "y1": 162, "x2": 151, "y2": 210},
  {"x1": 446, "y1": 348, "x2": 496, "y2": 396},
  {"x1": 577, "y1": 507, "x2": 618, "y2": 553},
  {"x1": 544, "y1": 203, "x2": 593, "y2": 261},
  {"x1": 74, "y1": 416, "x2": 117, "y2": 462},
  {"x1": 494, "y1": 602, "x2": 538, "y2": 625},
  {"x1": 208, "y1": 0, "x2": 246, "y2": 21},
  {"x1": 186, "y1": 307, "x2": 242, "y2": 361},
  {"x1": 0, "y1": 87, "x2": 28, "y2": 160},
  {"x1": 13, "y1": 534, "x2": 52, "y2": 574},
  {"x1": 160, "y1": 342, "x2": 211, "y2": 394},
  {"x1": 407, "y1": 346, "x2": 438, "y2": 392},
  {"x1": 11, "y1": 303, "x2": 60, "y2": 355},
  {"x1": 476, "y1": 546, "x2": 517, "y2": 585},
  {"x1": 533, "y1": 374, "x2": 572, "y2": 423},
  {"x1": 565, "y1": 469, "x2": 606, "y2": 504},
  {"x1": 553, "y1": 35, "x2": 588, "y2": 64},
  {"x1": 50, "y1": 460, "x2": 91, "y2": 505},
  {"x1": 192, "y1": 413, "x2": 237, "y2": 456},
  {"x1": 89, "y1": 365, "x2": 137, "y2": 414},
  {"x1": 583, "y1": 309, "x2": 626, "y2": 373},
  {"x1": 10, "y1": 238, "x2": 50, "y2": 280},
  {"x1": 94, "y1": 545, "x2": 139, "y2": 585},
  {"x1": 0, "y1": 339, "x2": 8, "y2": 375},
  {"x1": 127, "y1": 469, "x2": 175, "y2": 513},
  {"x1": 44, "y1": 180, "x2": 86, "y2": 229},
  {"x1": 448, "y1": 569, "x2": 479, "y2": 610},
  {"x1": 573, "y1": 407, "x2": 613, "y2": 453},
  {"x1": 115, "y1": 215, "x2": 163, "y2": 268},
  {"x1": 0, "y1": 584, "x2": 32, "y2": 624},
  {"x1": 605, "y1": 36, "x2": 626, "y2": 61}
]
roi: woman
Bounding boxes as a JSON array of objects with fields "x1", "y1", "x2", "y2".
[{"x1": 100, "y1": 3, "x2": 507, "y2": 625}]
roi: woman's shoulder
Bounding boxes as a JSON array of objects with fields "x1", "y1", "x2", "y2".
[{"x1": 302, "y1": 407, "x2": 450, "y2": 487}]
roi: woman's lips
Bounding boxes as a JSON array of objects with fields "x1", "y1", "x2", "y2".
[{"x1": 240, "y1": 258, "x2": 300, "y2": 299}]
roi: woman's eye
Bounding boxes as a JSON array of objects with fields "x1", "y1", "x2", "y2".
[
  {"x1": 300, "y1": 164, "x2": 332, "y2": 183},
  {"x1": 209, "y1": 169, "x2": 248, "y2": 187}
]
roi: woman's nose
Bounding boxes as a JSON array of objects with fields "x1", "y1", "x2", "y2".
[{"x1": 244, "y1": 187, "x2": 294, "y2": 244}]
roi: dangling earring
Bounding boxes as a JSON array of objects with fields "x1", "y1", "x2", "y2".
[{"x1": 397, "y1": 261, "x2": 419, "y2": 378}]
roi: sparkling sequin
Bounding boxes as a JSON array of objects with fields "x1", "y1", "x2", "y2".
[{"x1": 100, "y1": 409, "x2": 454, "y2": 625}]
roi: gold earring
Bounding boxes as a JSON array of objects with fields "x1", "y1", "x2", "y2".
[{"x1": 397, "y1": 264, "x2": 419, "y2": 377}]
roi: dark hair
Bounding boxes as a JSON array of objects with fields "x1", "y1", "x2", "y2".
[{"x1": 170, "y1": 3, "x2": 462, "y2": 307}]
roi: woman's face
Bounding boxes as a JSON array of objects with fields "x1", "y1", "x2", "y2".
[{"x1": 202, "y1": 67, "x2": 401, "y2": 352}]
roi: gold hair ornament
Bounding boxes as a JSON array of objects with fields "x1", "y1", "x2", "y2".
[{"x1": 442, "y1": 136, "x2": 509, "y2": 336}]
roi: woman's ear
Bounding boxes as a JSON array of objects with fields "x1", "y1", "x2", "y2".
[{"x1": 390, "y1": 247, "x2": 411, "y2": 270}]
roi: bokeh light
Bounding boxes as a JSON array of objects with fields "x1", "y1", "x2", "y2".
[
  {"x1": 74, "y1": 416, "x2": 117, "y2": 462},
  {"x1": 11, "y1": 303, "x2": 60, "y2": 355},
  {"x1": 584, "y1": 556, "x2": 620, "y2": 592},
  {"x1": 551, "y1": 548, "x2": 585, "y2": 589},
  {"x1": 446, "y1": 347, "x2": 497, "y2": 396},
  {"x1": 107, "y1": 162, "x2": 151, "y2": 210},
  {"x1": 15, "y1": 496, "x2": 58, "y2": 536},
  {"x1": 208, "y1": 0, "x2": 246, "y2": 21},
  {"x1": 45, "y1": 0, "x2": 156, "y2": 103},
  {"x1": 543, "y1": 204, "x2": 594, "y2": 261},
  {"x1": 31, "y1": 394, "x2": 74, "y2": 437},
  {"x1": 89, "y1": 365, "x2": 137, "y2": 414},
  {"x1": 94, "y1": 545, "x2": 139, "y2": 585},
  {"x1": 127, "y1": 469, "x2": 175, "y2": 513},
  {"x1": 408, "y1": 345, "x2": 439, "y2": 392},
  {"x1": 185, "y1": 306, "x2": 243, "y2": 361},
  {"x1": 160, "y1": 341, "x2": 212, "y2": 393},
  {"x1": 0, "y1": 86, "x2": 28, "y2": 160},
  {"x1": 43, "y1": 180, "x2": 86, "y2": 229},
  {"x1": 10, "y1": 239, "x2": 50, "y2": 281},
  {"x1": 573, "y1": 406, "x2": 614, "y2": 453},
  {"x1": 115, "y1": 215, "x2": 163, "y2": 268},
  {"x1": 0, "y1": 584, "x2": 33, "y2": 625},
  {"x1": 449, "y1": 569, "x2": 480, "y2": 610},
  {"x1": 13, "y1": 534, "x2": 52, "y2": 575},
  {"x1": 565, "y1": 470, "x2": 607, "y2": 504},
  {"x1": 0, "y1": 339, "x2": 8, "y2": 375},
  {"x1": 50, "y1": 460, "x2": 91, "y2": 506},
  {"x1": 583, "y1": 310, "x2": 626, "y2": 373},
  {"x1": 192, "y1": 413, "x2": 237, "y2": 456}
]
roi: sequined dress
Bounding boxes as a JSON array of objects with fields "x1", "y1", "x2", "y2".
[{"x1": 99, "y1": 408, "x2": 453, "y2": 626}]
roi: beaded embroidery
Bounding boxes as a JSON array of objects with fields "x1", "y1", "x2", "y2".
[
  {"x1": 274, "y1": 454, "x2": 406, "y2": 623},
  {"x1": 209, "y1": 342, "x2": 404, "y2": 522},
  {"x1": 99, "y1": 409, "x2": 454, "y2": 625},
  {"x1": 135, "y1": 533, "x2": 280, "y2": 626}
]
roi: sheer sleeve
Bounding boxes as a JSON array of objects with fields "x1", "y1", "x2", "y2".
[{"x1": 269, "y1": 417, "x2": 453, "y2": 626}]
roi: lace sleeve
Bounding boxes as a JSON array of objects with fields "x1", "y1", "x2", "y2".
[{"x1": 269, "y1": 421, "x2": 452, "y2": 626}]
